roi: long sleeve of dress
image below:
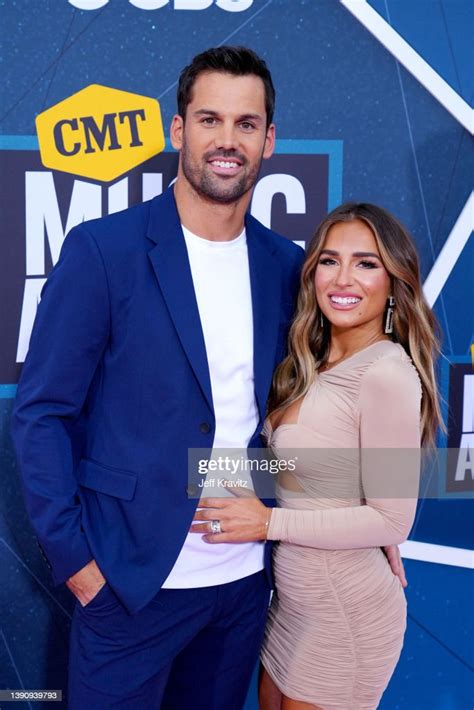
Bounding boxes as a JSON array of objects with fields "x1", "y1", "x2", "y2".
[{"x1": 267, "y1": 355, "x2": 422, "y2": 548}]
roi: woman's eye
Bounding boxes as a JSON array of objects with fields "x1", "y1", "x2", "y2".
[
  {"x1": 358, "y1": 260, "x2": 378, "y2": 269},
  {"x1": 318, "y1": 257, "x2": 337, "y2": 265}
]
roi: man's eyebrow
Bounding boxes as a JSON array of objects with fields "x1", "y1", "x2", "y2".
[
  {"x1": 320, "y1": 249, "x2": 381, "y2": 259},
  {"x1": 192, "y1": 109, "x2": 264, "y2": 123},
  {"x1": 193, "y1": 109, "x2": 219, "y2": 117},
  {"x1": 238, "y1": 113, "x2": 264, "y2": 123}
]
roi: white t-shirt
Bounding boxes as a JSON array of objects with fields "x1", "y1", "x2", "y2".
[{"x1": 162, "y1": 225, "x2": 265, "y2": 588}]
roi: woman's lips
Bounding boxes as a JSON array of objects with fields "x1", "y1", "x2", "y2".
[{"x1": 327, "y1": 294, "x2": 362, "y2": 310}]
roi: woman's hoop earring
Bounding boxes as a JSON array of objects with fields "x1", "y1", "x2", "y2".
[
  {"x1": 320, "y1": 312, "x2": 324, "y2": 328},
  {"x1": 385, "y1": 296, "x2": 395, "y2": 334}
]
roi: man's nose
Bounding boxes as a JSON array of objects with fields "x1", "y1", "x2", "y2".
[{"x1": 214, "y1": 122, "x2": 238, "y2": 151}]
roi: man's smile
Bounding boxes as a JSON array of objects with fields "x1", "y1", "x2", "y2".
[{"x1": 207, "y1": 154, "x2": 244, "y2": 177}]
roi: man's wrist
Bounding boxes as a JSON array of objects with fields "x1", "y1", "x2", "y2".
[
  {"x1": 263, "y1": 508, "x2": 272, "y2": 540},
  {"x1": 66, "y1": 559, "x2": 106, "y2": 605}
]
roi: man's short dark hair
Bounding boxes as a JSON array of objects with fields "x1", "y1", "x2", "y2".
[{"x1": 177, "y1": 46, "x2": 275, "y2": 127}]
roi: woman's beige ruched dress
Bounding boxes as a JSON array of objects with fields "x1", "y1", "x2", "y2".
[{"x1": 261, "y1": 341, "x2": 421, "y2": 710}]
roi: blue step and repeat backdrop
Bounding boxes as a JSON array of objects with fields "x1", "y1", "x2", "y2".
[{"x1": 1, "y1": 1, "x2": 473, "y2": 708}]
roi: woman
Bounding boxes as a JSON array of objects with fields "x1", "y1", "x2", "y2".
[{"x1": 192, "y1": 203, "x2": 442, "y2": 709}]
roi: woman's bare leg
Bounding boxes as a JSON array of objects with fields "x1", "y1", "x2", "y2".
[
  {"x1": 258, "y1": 666, "x2": 282, "y2": 710},
  {"x1": 281, "y1": 694, "x2": 324, "y2": 710},
  {"x1": 259, "y1": 669, "x2": 324, "y2": 710}
]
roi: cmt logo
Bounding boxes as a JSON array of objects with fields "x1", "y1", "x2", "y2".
[
  {"x1": 68, "y1": 1, "x2": 253, "y2": 11},
  {"x1": 36, "y1": 85, "x2": 165, "y2": 182}
]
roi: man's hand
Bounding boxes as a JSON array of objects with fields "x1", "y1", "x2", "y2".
[
  {"x1": 190, "y1": 496, "x2": 271, "y2": 543},
  {"x1": 383, "y1": 545, "x2": 407, "y2": 588},
  {"x1": 66, "y1": 559, "x2": 106, "y2": 607}
]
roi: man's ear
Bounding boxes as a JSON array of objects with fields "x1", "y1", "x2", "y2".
[
  {"x1": 262, "y1": 123, "x2": 276, "y2": 160},
  {"x1": 170, "y1": 114, "x2": 184, "y2": 151}
]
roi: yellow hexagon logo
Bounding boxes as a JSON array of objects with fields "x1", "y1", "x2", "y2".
[{"x1": 36, "y1": 84, "x2": 165, "y2": 182}]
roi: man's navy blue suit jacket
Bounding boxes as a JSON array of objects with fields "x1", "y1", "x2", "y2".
[{"x1": 11, "y1": 187, "x2": 304, "y2": 614}]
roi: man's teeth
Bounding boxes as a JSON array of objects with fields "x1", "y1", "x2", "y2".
[
  {"x1": 211, "y1": 160, "x2": 239, "y2": 168},
  {"x1": 330, "y1": 296, "x2": 361, "y2": 304}
]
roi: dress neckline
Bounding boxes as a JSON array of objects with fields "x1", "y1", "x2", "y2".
[{"x1": 265, "y1": 378, "x2": 319, "y2": 437}]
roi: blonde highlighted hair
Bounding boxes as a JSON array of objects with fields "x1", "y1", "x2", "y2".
[{"x1": 268, "y1": 203, "x2": 443, "y2": 446}]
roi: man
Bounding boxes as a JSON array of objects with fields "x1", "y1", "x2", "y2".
[
  {"x1": 12, "y1": 46, "x2": 302, "y2": 709},
  {"x1": 12, "y1": 46, "x2": 404, "y2": 709}
]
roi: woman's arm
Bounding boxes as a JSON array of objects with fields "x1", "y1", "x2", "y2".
[{"x1": 267, "y1": 356, "x2": 422, "y2": 548}]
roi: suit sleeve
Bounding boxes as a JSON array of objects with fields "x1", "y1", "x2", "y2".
[
  {"x1": 267, "y1": 357, "x2": 421, "y2": 548},
  {"x1": 291, "y1": 243, "x2": 305, "y2": 299},
  {"x1": 11, "y1": 224, "x2": 110, "y2": 584}
]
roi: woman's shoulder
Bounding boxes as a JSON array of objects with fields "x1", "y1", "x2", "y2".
[
  {"x1": 358, "y1": 341, "x2": 422, "y2": 400},
  {"x1": 331, "y1": 341, "x2": 419, "y2": 383}
]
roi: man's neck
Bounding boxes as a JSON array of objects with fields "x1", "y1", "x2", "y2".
[{"x1": 173, "y1": 178, "x2": 250, "y2": 242}]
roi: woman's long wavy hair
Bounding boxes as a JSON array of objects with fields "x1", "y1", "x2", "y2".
[{"x1": 268, "y1": 202, "x2": 443, "y2": 447}]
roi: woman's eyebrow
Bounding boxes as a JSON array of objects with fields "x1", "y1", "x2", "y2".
[
  {"x1": 320, "y1": 249, "x2": 381, "y2": 259},
  {"x1": 352, "y1": 252, "x2": 381, "y2": 259}
]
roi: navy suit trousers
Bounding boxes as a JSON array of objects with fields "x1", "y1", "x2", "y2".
[{"x1": 68, "y1": 570, "x2": 270, "y2": 709}]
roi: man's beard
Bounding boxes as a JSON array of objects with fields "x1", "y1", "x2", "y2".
[{"x1": 181, "y1": 144, "x2": 263, "y2": 205}]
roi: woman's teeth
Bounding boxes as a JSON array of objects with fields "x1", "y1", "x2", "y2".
[{"x1": 330, "y1": 296, "x2": 361, "y2": 304}]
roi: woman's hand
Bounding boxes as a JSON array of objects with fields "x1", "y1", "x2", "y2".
[
  {"x1": 190, "y1": 496, "x2": 272, "y2": 543},
  {"x1": 383, "y1": 545, "x2": 408, "y2": 588}
]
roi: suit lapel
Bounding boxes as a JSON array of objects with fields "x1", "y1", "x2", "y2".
[
  {"x1": 246, "y1": 214, "x2": 282, "y2": 421},
  {"x1": 146, "y1": 189, "x2": 213, "y2": 412}
]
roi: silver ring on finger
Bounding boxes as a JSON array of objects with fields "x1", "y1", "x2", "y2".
[{"x1": 210, "y1": 519, "x2": 222, "y2": 534}]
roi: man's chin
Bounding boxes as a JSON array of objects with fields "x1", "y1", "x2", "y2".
[
  {"x1": 204, "y1": 191, "x2": 247, "y2": 205},
  {"x1": 198, "y1": 178, "x2": 252, "y2": 205}
]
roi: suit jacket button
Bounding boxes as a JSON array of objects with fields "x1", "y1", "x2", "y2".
[
  {"x1": 199, "y1": 422, "x2": 211, "y2": 434},
  {"x1": 186, "y1": 484, "x2": 198, "y2": 496}
]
